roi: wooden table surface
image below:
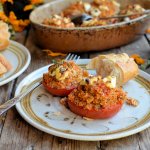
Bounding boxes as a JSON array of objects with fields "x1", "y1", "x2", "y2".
[{"x1": 0, "y1": 30, "x2": 150, "y2": 150}]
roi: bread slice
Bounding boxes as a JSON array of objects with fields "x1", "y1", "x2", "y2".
[
  {"x1": 0, "y1": 54, "x2": 12, "y2": 71},
  {"x1": 87, "y1": 53, "x2": 139, "y2": 87},
  {"x1": 0, "y1": 62, "x2": 7, "y2": 77},
  {"x1": 0, "y1": 21, "x2": 10, "y2": 51}
]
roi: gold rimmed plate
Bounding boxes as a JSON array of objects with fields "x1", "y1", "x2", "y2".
[
  {"x1": 15, "y1": 59, "x2": 150, "y2": 141},
  {"x1": 0, "y1": 40, "x2": 31, "y2": 86}
]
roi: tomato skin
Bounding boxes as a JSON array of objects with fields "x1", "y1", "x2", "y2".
[
  {"x1": 68, "y1": 100, "x2": 123, "y2": 119},
  {"x1": 42, "y1": 81, "x2": 75, "y2": 97}
]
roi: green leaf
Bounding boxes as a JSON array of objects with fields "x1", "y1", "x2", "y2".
[
  {"x1": 51, "y1": 59, "x2": 57, "y2": 64},
  {"x1": 140, "y1": 58, "x2": 150, "y2": 70}
]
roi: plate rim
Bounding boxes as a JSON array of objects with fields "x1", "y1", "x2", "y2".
[
  {"x1": 0, "y1": 40, "x2": 31, "y2": 86},
  {"x1": 15, "y1": 59, "x2": 150, "y2": 141}
]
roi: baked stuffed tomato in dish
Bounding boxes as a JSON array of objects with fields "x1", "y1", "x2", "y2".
[
  {"x1": 67, "y1": 76, "x2": 127, "y2": 119},
  {"x1": 43, "y1": 60, "x2": 88, "y2": 97}
]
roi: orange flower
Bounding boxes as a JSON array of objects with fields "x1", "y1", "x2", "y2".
[
  {"x1": 9, "y1": 11, "x2": 17, "y2": 20},
  {"x1": 24, "y1": 4, "x2": 34, "y2": 11},
  {"x1": 0, "y1": 0, "x2": 43, "y2": 32},
  {"x1": 131, "y1": 54, "x2": 145, "y2": 65},
  {"x1": 43, "y1": 49, "x2": 67, "y2": 57},
  {"x1": 146, "y1": 28, "x2": 150, "y2": 34},
  {"x1": 1, "y1": 0, "x2": 13, "y2": 4},
  {"x1": 8, "y1": 11, "x2": 30, "y2": 32},
  {"x1": 30, "y1": 0, "x2": 43, "y2": 5},
  {"x1": 0, "y1": 12, "x2": 8, "y2": 22}
]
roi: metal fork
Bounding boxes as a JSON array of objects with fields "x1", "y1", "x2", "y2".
[
  {"x1": 0, "y1": 54, "x2": 80, "y2": 115},
  {"x1": 65, "y1": 53, "x2": 80, "y2": 62}
]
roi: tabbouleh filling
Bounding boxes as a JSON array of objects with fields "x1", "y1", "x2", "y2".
[{"x1": 68, "y1": 76, "x2": 127, "y2": 110}]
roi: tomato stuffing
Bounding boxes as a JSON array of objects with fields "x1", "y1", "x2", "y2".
[
  {"x1": 67, "y1": 76, "x2": 127, "y2": 119},
  {"x1": 42, "y1": 60, "x2": 88, "y2": 96}
]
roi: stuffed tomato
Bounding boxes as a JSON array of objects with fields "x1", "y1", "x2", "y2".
[
  {"x1": 43, "y1": 60, "x2": 88, "y2": 97},
  {"x1": 67, "y1": 76, "x2": 127, "y2": 119}
]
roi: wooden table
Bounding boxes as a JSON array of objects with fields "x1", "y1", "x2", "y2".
[{"x1": 0, "y1": 31, "x2": 150, "y2": 150}]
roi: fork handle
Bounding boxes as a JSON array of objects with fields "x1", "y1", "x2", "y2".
[{"x1": 0, "y1": 81, "x2": 42, "y2": 115}]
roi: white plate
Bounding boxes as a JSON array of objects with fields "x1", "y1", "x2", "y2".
[
  {"x1": 0, "y1": 40, "x2": 31, "y2": 86},
  {"x1": 15, "y1": 59, "x2": 150, "y2": 141}
]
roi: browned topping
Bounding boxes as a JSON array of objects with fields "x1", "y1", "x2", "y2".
[
  {"x1": 126, "y1": 97, "x2": 139, "y2": 107},
  {"x1": 42, "y1": 1, "x2": 146, "y2": 28},
  {"x1": 92, "y1": 0, "x2": 120, "y2": 17},
  {"x1": 63, "y1": 1, "x2": 85, "y2": 17},
  {"x1": 43, "y1": 15, "x2": 75, "y2": 28},
  {"x1": 60, "y1": 97, "x2": 68, "y2": 107},
  {"x1": 120, "y1": 4, "x2": 145, "y2": 19},
  {"x1": 81, "y1": 19, "x2": 108, "y2": 27},
  {"x1": 68, "y1": 76, "x2": 127, "y2": 110},
  {"x1": 43, "y1": 61, "x2": 89, "y2": 89}
]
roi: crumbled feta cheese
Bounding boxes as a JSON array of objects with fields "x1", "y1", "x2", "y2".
[
  {"x1": 103, "y1": 76, "x2": 116, "y2": 88},
  {"x1": 84, "y1": 2, "x2": 91, "y2": 12},
  {"x1": 91, "y1": 8, "x2": 101, "y2": 17},
  {"x1": 124, "y1": 17, "x2": 130, "y2": 22}
]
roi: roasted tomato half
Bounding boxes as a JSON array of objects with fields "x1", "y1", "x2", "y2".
[
  {"x1": 42, "y1": 81, "x2": 75, "y2": 97},
  {"x1": 42, "y1": 60, "x2": 88, "y2": 97},
  {"x1": 66, "y1": 76, "x2": 127, "y2": 119},
  {"x1": 68, "y1": 100, "x2": 123, "y2": 119}
]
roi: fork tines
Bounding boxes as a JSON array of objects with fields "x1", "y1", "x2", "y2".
[{"x1": 65, "y1": 53, "x2": 80, "y2": 62}]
